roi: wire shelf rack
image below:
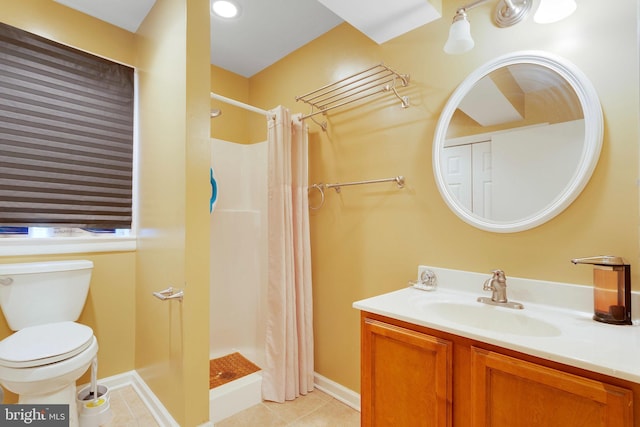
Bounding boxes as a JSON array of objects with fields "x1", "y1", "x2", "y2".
[{"x1": 295, "y1": 63, "x2": 410, "y2": 130}]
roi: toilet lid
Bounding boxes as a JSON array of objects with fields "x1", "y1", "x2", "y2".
[{"x1": 0, "y1": 321, "x2": 94, "y2": 368}]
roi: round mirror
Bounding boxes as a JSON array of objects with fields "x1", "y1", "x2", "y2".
[{"x1": 433, "y1": 51, "x2": 603, "y2": 233}]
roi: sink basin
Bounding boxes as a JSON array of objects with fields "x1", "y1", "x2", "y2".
[{"x1": 423, "y1": 301, "x2": 562, "y2": 337}]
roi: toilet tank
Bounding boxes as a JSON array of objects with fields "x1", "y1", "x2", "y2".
[{"x1": 0, "y1": 260, "x2": 93, "y2": 331}]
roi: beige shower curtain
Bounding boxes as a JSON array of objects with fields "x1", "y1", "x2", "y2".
[{"x1": 262, "y1": 105, "x2": 314, "y2": 403}]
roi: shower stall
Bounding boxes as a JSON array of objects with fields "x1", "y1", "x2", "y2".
[{"x1": 209, "y1": 137, "x2": 268, "y2": 423}]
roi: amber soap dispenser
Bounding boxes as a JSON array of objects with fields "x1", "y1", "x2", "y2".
[{"x1": 571, "y1": 256, "x2": 631, "y2": 325}]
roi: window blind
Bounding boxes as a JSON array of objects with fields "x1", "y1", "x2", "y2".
[{"x1": 0, "y1": 22, "x2": 134, "y2": 229}]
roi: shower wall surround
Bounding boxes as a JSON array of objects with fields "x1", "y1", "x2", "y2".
[{"x1": 209, "y1": 138, "x2": 267, "y2": 369}]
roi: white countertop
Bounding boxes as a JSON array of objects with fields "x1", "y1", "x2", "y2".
[{"x1": 353, "y1": 266, "x2": 640, "y2": 383}]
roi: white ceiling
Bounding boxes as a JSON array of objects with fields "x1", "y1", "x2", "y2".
[
  {"x1": 317, "y1": 0, "x2": 440, "y2": 45},
  {"x1": 53, "y1": 0, "x2": 156, "y2": 33},
  {"x1": 210, "y1": 0, "x2": 343, "y2": 77},
  {"x1": 52, "y1": 0, "x2": 441, "y2": 78}
]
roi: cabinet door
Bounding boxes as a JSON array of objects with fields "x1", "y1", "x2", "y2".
[
  {"x1": 361, "y1": 318, "x2": 452, "y2": 427},
  {"x1": 470, "y1": 347, "x2": 633, "y2": 427}
]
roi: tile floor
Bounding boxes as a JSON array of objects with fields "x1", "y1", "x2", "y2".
[
  {"x1": 105, "y1": 385, "x2": 360, "y2": 426},
  {"x1": 215, "y1": 389, "x2": 360, "y2": 427},
  {"x1": 103, "y1": 385, "x2": 160, "y2": 427}
]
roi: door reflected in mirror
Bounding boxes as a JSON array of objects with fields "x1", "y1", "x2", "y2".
[{"x1": 433, "y1": 51, "x2": 603, "y2": 233}]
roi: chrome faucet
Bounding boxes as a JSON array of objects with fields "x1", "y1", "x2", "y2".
[
  {"x1": 483, "y1": 269, "x2": 508, "y2": 303},
  {"x1": 478, "y1": 270, "x2": 524, "y2": 309}
]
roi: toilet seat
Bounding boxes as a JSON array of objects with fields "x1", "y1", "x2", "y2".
[{"x1": 0, "y1": 321, "x2": 94, "y2": 368}]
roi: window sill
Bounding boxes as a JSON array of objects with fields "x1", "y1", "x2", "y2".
[{"x1": 0, "y1": 236, "x2": 136, "y2": 256}]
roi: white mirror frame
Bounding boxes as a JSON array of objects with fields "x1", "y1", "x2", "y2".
[{"x1": 433, "y1": 51, "x2": 603, "y2": 233}]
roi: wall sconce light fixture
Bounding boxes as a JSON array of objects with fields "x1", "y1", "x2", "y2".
[{"x1": 444, "y1": 0, "x2": 577, "y2": 54}]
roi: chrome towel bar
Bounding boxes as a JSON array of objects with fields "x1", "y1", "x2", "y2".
[{"x1": 309, "y1": 176, "x2": 405, "y2": 210}]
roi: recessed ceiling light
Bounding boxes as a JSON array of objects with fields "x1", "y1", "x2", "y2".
[{"x1": 211, "y1": 0, "x2": 240, "y2": 19}]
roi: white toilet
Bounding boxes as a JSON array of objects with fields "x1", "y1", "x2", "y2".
[{"x1": 0, "y1": 260, "x2": 98, "y2": 427}]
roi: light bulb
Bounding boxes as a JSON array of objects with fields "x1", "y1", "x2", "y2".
[{"x1": 534, "y1": 0, "x2": 577, "y2": 24}]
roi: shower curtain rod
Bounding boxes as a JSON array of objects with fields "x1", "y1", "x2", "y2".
[{"x1": 210, "y1": 92, "x2": 271, "y2": 117}]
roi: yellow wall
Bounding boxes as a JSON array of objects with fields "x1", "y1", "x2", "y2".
[
  {"x1": 240, "y1": 0, "x2": 639, "y2": 393},
  {"x1": 211, "y1": 64, "x2": 251, "y2": 143},
  {"x1": 183, "y1": 0, "x2": 212, "y2": 421},
  {"x1": 1, "y1": 2, "x2": 211, "y2": 424},
  {"x1": 0, "y1": 0, "x2": 138, "y2": 403},
  {"x1": 135, "y1": 0, "x2": 210, "y2": 425}
]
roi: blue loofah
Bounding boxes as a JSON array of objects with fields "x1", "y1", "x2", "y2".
[{"x1": 210, "y1": 167, "x2": 218, "y2": 213}]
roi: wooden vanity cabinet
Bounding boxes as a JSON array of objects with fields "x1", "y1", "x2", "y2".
[
  {"x1": 361, "y1": 317, "x2": 453, "y2": 426},
  {"x1": 361, "y1": 312, "x2": 636, "y2": 427},
  {"x1": 471, "y1": 347, "x2": 633, "y2": 427}
]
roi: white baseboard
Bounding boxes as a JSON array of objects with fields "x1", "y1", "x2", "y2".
[
  {"x1": 313, "y1": 372, "x2": 361, "y2": 412},
  {"x1": 80, "y1": 370, "x2": 361, "y2": 426},
  {"x1": 78, "y1": 370, "x2": 179, "y2": 427}
]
